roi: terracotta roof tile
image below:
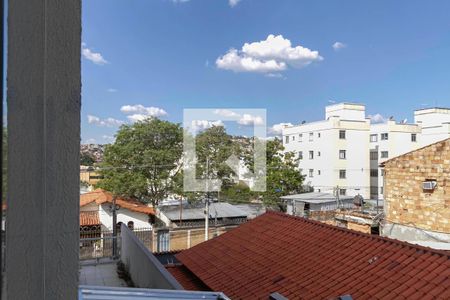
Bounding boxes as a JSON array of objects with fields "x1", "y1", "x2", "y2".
[
  {"x1": 165, "y1": 264, "x2": 211, "y2": 291},
  {"x1": 80, "y1": 189, "x2": 154, "y2": 215},
  {"x1": 174, "y1": 211, "x2": 450, "y2": 299},
  {"x1": 79, "y1": 211, "x2": 100, "y2": 226}
]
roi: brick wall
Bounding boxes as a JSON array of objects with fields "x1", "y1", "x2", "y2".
[{"x1": 384, "y1": 139, "x2": 450, "y2": 233}]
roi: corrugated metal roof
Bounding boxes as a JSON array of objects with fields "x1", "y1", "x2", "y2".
[
  {"x1": 159, "y1": 202, "x2": 247, "y2": 221},
  {"x1": 280, "y1": 192, "x2": 353, "y2": 202},
  {"x1": 79, "y1": 286, "x2": 230, "y2": 300}
]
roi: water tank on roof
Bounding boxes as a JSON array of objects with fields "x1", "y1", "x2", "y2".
[{"x1": 353, "y1": 194, "x2": 364, "y2": 207}]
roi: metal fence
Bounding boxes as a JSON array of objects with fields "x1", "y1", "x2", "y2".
[{"x1": 79, "y1": 226, "x2": 152, "y2": 260}]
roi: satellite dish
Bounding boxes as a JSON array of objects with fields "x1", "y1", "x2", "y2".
[{"x1": 353, "y1": 194, "x2": 364, "y2": 207}]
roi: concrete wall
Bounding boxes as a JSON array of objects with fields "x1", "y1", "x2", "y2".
[
  {"x1": 382, "y1": 139, "x2": 450, "y2": 242},
  {"x1": 120, "y1": 224, "x2": 183, "y2": 290},
  {"x1": 6, "y1": 0, "x2": 81, "y2": 299},
  {"x1": 99, "y1": 204, "x2": 152, "y2": 230}
]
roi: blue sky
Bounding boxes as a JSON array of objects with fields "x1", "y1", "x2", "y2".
[{"x1": 81, "y1": 0, "x2": 450, "y2": 143}]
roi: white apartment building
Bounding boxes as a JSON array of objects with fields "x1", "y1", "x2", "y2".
[
  {"x1": 283, "y1": 103, "x2": 371, "y2": 198},
  {"x1": 282, "y1": 103, "x2": 450, "y2": 200}
]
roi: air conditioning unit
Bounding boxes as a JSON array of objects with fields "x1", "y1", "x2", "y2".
[{"x1": 422, "y1": 181, "x2": 437, "y2": 190}]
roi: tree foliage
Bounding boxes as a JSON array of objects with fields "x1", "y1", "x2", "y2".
[
  {"x1": 195, "y1": 126, "x2": 237, "y2": 189},
  {"x1": 243, "y1": 137, "x2": 304, "y2": 208},
  {"x1": 96, "y1": 118, "x2": 183, "y2": 207},
  {"x1": 80, "y1": 152, "x2": 96, "y2": 166}
]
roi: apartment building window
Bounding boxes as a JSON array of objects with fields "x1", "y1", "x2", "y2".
[
  {"x1": 285, "y1": 136, "x2": 289, "y2": 144},
  {"x1": 339, "y1": 130, "x2": 346, "y2": 139},
  {"x1": 298, "y1": 151, "x2": 303, "y2": 160},
  {"x1": 317, "y1": 151, "x2": 321, "y2": 157},
  {"x1": 370, "y1": 134, "x2": 378, "y2": 142},
  {"x1": 370, "y1": 169, "x2": 378, "y2": 177},
  {"x1": 381, "y1": 151, "x2": 389, "y2": 158},
  {"x1": 318, "y1": 170, "x2": 321, "y2": 175},
  {"x1": 370, "y1": 151, "x2": 378, "y2": 160},
  {"x1": 339, "y1": 150, "x2": 346, "y2": 159},
  {"x1": 309, "y1": 151, "x2": 314, "y2": 159},
  {"x1": 292, "y1": 136, "x2": 295, "y2": 141},
  {"x1": 339, "y1": 170, "x2": 346, "y2": 179},
  {"x1": 318, "y1": 132, "x2": 321, "y2": 138},
  {"x1": 339, "y1": 189, "x2": 346, "y2": 196},
  {"x1": 381, "y1": 133, "x2": 389, "y2": 140},
  {"x1": 309, "y1": 169, "x2": 314, "y2": 177},
  {"x1": 309, "y1": 132, "x2": 313, "y2": 141},
  {"x1": 411, "y1": 133, "x2": 417, "y2": 142},
  {"x1": 299, "y1": 134, "x2": 303, "y2": 142}
]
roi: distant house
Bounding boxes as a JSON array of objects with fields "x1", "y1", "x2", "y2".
[
  {"x1": 153, "y1": 202, "x2": 248, "y2": 252},
  {"x1": 157, "y1": 202, "x2": 248, "y2": 228},
  {"x1": 80, "y1": 189, "x2": 155, "y2": 231},
  {"x1": 381, "y1": 138, "x2": 450, "y2": 249},
  {"x1": 281, "y1": 192, "x2": 354, "y2": 220},
  {"x1": 165, "y1": 211, "x2": 450, "y2": 299}
]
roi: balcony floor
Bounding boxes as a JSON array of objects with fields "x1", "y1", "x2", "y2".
[{"x1": 79, "y1": 260, "x2": 127, "y2": 287}]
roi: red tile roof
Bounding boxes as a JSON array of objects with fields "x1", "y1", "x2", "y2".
[
  {"x1": 80, "y1": 189, "x2": 155, "y2": 215},
  {"x1": 80, "y1": 211, "x2": 100, "y2": 226},
  {"x1": 176, "y1": 211, "x2": 450, "y2": 299},
  {"x1": 165, "y1": 264, "x2": 211, "y2": 291}
]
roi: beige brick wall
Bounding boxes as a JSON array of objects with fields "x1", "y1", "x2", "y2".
[
  {"x1": 384, "y1": 139, "x2": 450, "y2": 233},
  {"x1": 347, "y1": 222, "x2": 371, "y2": 234}
]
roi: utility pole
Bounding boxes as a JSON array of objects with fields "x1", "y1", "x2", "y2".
[{"x1": 205, "y1": 157, "x2": 210, "y2": 241}]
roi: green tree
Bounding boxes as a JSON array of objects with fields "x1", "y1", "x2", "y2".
[
  {"x1": 244, "y1": 137, "x2": 304, "y2": 208},
  {"x1": 96, "y1": 118, "x2": 183, "y2": 207},
  {"x1": 195, "y1": 126, "x2": 237, "y2": 190},
  {"x1": 80, "y1": 152, "x2": 95, "y2": 166},
  {"x1": 219, "y1": 181, "x2": 255, "y2": 204}
]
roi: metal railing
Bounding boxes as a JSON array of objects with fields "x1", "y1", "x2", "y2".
[{"x1": 79, "y1": 227, "x2": 153, "y2": 261}]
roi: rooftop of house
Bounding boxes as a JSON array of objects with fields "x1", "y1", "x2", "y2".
[
  {"x1": 158, "y1": 202, "x2": 248, "y2": 221},
  {"x1": 80, "y1": 211, "x2": 100, "y2": 226},
  {"x1": 280, "y1": 192, "x2": 353, "y2": 203},
  {"x1": 80, "y1": 189, "x2": 155, "y2": 215},
  {"x1": 170, "y1": 211, "x2": 450, "y2": 299}
]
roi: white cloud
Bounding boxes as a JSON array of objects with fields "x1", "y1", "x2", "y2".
[
  {"x1": 216, "y1": 34, "x2": 322, "y2": 74},
  {"x1": 190, "y1": 120, "x2": 224, "y2": 132},
  {"x1": 237, "y1": 114, "x2": 264, "y2": 126},
  {"x1": 213, "y1": 109, "x2": 264, "y2": 126},
  {"x1": 332, "y1": 42, "x2": 347, "y2": 51},
  {"x1": 107, "y1": 88, "x2": 117, "y2": 93},
  {"x1": 368, "y1": 113, "x2": 387, "y2": 124},
  {"x1": 265, "y1": 73, "x2": 284, "y2": 78},
  {"x1": 229, "y1": 0, "x2": 242, "y2": 7},
  {"x1": 214, "y1": 109, "x2": 240, "y2": 118},
  {"x1": 216, "y1": 49, "x2": 286, "y2": 73},
  {"x1": 87, "y1": 115, "x2": 124, "y2": 127},
  {"x1": 120, "y1": 104, "x2": 167, "y2": 122},
  {"x1": 268, "y1": 122, "x2": 293, "y2": 135},
  {"x1": 82, "y1": 43, "x2": 108, "y2": 65}
]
